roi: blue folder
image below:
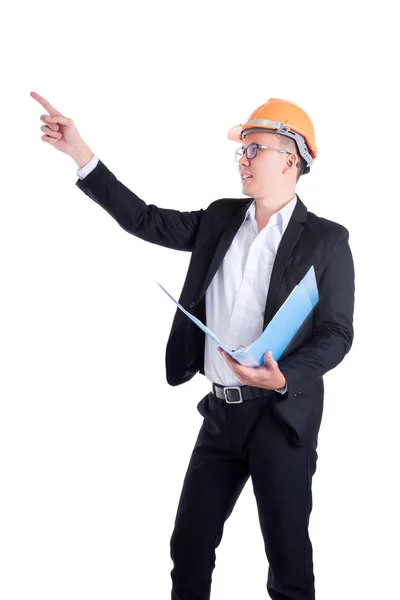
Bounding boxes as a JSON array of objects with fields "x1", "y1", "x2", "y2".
[{"x1": 158, "y1": 265, "x2": 319, "y2": 367}]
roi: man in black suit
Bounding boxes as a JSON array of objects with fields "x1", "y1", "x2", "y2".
[{"x1": 31, "y1": 92, "x2": 355, "y2": 600}]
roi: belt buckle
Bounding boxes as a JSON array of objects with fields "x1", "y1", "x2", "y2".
[{"x1": 224, "y1": 386, "x2": 243, "y2": 404}]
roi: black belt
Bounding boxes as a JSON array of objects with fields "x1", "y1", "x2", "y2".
[{"x1": 212, "y1": 383, "x2": 275, "y2": 404}]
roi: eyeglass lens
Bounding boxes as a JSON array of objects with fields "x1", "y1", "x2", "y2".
[{"x1": 235, "y1": 143, "x2": 258, "y2": 161}]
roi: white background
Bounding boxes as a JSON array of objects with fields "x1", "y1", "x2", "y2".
[{"x1": 1, "y1": 1, "x2": 399, "y2": 598}]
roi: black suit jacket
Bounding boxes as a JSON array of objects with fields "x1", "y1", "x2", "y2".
[{"x1": 76, "y1": 159, "x2": 355, "y2": 446}]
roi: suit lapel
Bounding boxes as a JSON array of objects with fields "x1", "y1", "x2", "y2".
[
  {"x1": 198, "y1": 199, "x2": 252, "y2": 300},
  {"x1": 262, "y1": 197, "x2": 308, "y2": 328}
]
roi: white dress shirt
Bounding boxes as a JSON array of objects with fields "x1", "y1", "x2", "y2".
[
  {"x1": 76, "y1": 156, "x2": 292, "y2": 393},
  {"x1": 204, "y1": 195, "x2": 296, "y2": 392}
]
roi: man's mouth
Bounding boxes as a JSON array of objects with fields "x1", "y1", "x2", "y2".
[{"x1": 241, "y1": 174, "x2": 253, "y2": 183}]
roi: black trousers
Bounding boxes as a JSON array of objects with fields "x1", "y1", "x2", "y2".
[{"x1": 170, "y1": 391, "x2": 318, "y2": 600}]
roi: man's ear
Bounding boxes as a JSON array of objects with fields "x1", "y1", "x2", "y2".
[{"x1": 283, "y1": 154, "x2": 298, "y2": 173}]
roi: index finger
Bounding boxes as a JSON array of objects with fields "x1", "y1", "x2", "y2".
[{"x1": 30, "y1": 91, "x2": 61, "y2": 115}]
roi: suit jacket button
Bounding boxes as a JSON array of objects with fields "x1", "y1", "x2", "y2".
[{"x1": 189, "y1": 301, "x2": 196, "y2": 309}]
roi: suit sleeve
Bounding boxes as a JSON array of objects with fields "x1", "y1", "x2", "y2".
[
  {"x1": 278, "y1": 229, "x2": 355, "y2": 399},
  {"x1": 75, "y1": 158, "x2": 203, "y2": 252}
]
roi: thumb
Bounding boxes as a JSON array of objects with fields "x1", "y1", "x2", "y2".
[
  {"x1": 264, "y1": 350, "x2": 275, "y2": 364},
  {"x1": 45, "y1": 115, "x2": 71, "y2": 126}
]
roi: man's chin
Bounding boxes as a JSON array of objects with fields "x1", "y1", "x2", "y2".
[{"x1": 241, "y1": 183, "x2": 255, "y2": 197}]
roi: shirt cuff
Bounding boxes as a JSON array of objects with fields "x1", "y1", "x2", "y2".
[
  {"x1": 274, "y1": 384, "x2": 287, "y2": 394},
  {"x1": 76, "y1": 155, "x2": 99, "y2": 179}
]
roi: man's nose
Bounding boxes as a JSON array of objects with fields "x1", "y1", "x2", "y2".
[{"x1": 239, "y1": 152, "x2": 250, "y2": 167}]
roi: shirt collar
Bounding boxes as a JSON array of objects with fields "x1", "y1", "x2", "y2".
[{"x1": 245, "y1": 194, "x2": 297, "y2": 235}]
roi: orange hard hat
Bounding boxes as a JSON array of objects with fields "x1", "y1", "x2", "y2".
[{"x1": 228, "y1": 98, "x2": 317, "y2": 174}]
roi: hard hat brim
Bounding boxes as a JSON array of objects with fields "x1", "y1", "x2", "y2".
[{"x1": 228, "y1": 123, "x2": 279, "y2": 143}]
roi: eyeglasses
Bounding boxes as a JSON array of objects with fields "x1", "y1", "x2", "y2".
[{"x1": 235, "y1": 142, "x2": 294, "y2": 162}]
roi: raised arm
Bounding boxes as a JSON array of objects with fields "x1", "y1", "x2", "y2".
[{"x1": 31, "y1": 91, "x2": 203, "y2": 251}]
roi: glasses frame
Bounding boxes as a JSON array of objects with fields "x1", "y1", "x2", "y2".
[{"x1": 235, "y1": 142, "x2": 295, "y2": 162}]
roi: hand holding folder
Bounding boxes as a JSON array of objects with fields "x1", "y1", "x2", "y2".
[{"x1": 159, "y1": 266, "x2": 319, "y2": 368}]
